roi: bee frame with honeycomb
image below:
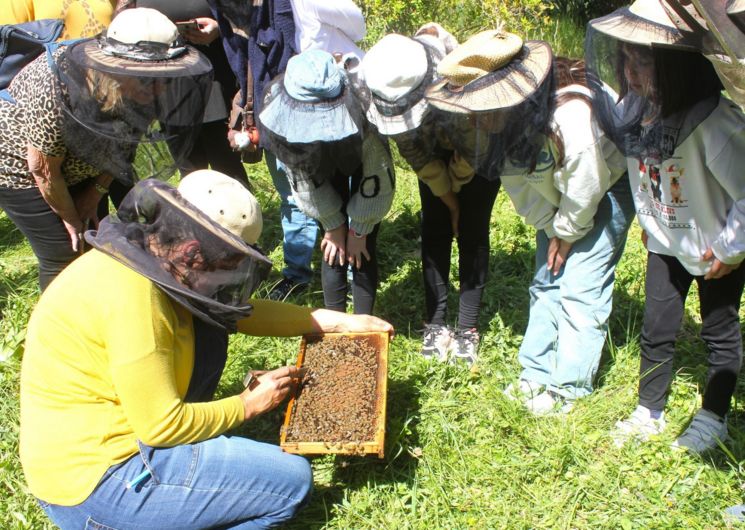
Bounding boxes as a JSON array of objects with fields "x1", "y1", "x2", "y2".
[{"x1": 280, "y1": 332, "x2": 389, "y2": 458}]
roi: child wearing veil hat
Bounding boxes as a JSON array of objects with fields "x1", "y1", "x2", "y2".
[
  {"x1": 586, "y1": 0, "x2": 745, "y2": 453},
  {"x1": 360, "y1": 23, "x2": 497, "y2": 366},
  {"x1": 258, "y1": 49, "x2": 395, "y2": 315},
  {"x1": 425, "y1": 28, "x2": 634, "y2": 410}
]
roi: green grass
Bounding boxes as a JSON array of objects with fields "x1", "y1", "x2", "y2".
[{"x1": 2, "y1": 159, "x2": 745, "y2": 529}]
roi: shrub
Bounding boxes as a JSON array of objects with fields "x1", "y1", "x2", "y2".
[{"x1": 358, "y1": 0, "x2": 551, "y2": 46}]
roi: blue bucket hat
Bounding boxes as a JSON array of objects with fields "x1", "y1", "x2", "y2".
[{"x1": 259, "y1": 49, "x2": 360, "y2": 144}]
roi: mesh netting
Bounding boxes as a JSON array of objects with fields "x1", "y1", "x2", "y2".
[
  {"x1": 424, "y1": 42, "x2": 554, "y2": 177},
  {"x1": 585, "y1": 24, "x2": 719, "y2": 161},
  {"x1": 55, "y1": 38, "x2": 213, "y2": 185},
  {"x1": 86, "y1": 179, "x2": 272, "y2": 330}
]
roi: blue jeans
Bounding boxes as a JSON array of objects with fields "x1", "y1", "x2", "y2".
[
  {"x1": 266, "y1": 152, "x2": 318, "y2": 285},
  {"x1": 518, "y1": 174, "x2": 635, "y2": 399},
  {"x1": 40, "y1": 436, "x2": 313, "y2": 530}
]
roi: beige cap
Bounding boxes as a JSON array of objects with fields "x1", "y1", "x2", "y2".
[
  {"x1": 178, "y1": 170, "x2": 263, "y2": 245},
  {"x1": 107, "y1": 8, "x2": 179, "y2": 46}
]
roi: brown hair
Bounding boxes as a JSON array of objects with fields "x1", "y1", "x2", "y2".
[{"x1": 543, "y1": 57, "x2": 593, "y2": 169}]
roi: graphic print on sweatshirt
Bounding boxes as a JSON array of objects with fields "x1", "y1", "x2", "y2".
[{"x1": 636, "y1": 156, "x2": 693, "y2": 230}]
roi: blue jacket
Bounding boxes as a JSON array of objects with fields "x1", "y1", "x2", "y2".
[{"x1": 209, "y1": 0, "x2": 296, "y2": 116}]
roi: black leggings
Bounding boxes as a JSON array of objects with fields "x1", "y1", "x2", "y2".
[
  {"x1": 178, "y1": 120, "x2": 249, "y2": 187},
  {"x1": 639, "y1": 251, "x2": 745, "y2": 417},
  {"x1": 321, "y1": 169, "x2": 379, "y2": 315},
  {"x1": 419, "y1": 174, "x2": 500, "y2": 329}
]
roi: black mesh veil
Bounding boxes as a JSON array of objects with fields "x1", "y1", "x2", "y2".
[
  {"x1": 585, "y1": 14, "x2": 719, "y2": 161},
  {"x1": 55, "y1": 38, "x2": 213, "y2": 185},
  {"x1": 257, "y1": 73, "x2": 366, "y2": 179},
  {"x1": 86, "y1": 179, "x2": 272, "y2": 331},
  {"x1": 426, "y1": 43, "x2": 554, "y2": 178}
]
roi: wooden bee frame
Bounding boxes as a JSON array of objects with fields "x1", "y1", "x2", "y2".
[{"x1": 280, "y1": 331, "x2": 389, "y2": 458}]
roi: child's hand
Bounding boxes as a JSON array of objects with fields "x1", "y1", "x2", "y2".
[
  {"x1": 641, "y1": 230, "x2": 648, "y2": 249},
  {"x1": 346, "y1": 230, "x2": 370, "y2": 269},
  {"x1": 547, "y1": 237, "x2": 572, "y2": 276},
  {"x1": 703, "y1": 248, "x2": 741, "y2": 280},
  {"x1": 321, "y1": 225, "x2": 347, "y2": 266},
  {"x1": 439, "y1": 191, "x2": 459, "y2": 237}
]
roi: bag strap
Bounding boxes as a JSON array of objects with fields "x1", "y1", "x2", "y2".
[{"x1": 243, "y1": 60, "x2": 255, "y2": 129}]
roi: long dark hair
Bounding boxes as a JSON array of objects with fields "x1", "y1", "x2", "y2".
[
  {"x1": 615, "y1": 43, "x2": 722, "y2": 118},
  {"x1": 653, "y1": 47, "x2": 722, "y2": 118}
]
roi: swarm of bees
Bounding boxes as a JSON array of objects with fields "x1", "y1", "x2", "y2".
[{"x1": 286, "y1": 336, "x2": 378, "y2": 443}]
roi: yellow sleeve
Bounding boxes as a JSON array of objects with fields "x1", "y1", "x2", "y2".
[
  {"x1": 236, "y1": 299, "x2": 317, "y2": 337},
  {"x1": 448, "y1": 152, "x2": 475, "y2": 193},
  {"x1": 0, "y1": 0, "x2": 34, "y2": 24},
  {"x1": 106, "y1": 283, "x2": 244, "y2": 447},
  {"x1": 416, "y1": 159, "x2": 451, "y2": 197}
]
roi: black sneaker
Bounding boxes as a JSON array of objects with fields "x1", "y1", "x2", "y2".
[
  {"x1": 268, "y1": 278, "x2": 308, "y2": 301},
  {"x1": 420, "y1": 324, "x2": 452, "y2": 362},
  {"x1": 450, "y1": 327, "x2": 479, "y2": 367}
]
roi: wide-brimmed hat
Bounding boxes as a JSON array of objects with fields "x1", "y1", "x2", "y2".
[
  {"x1": 178, "y1": 170, "x2": 263, "y2": 245},
  {"x1": 362, "y1": 25, "x2": 457, "y2": 135},
  {"x1": 426, "y1": 30, "x2": 552, "y2": 114},
  {"x1": 259, "y1": 49, "x2": 359, "y2": 144},
  {"x1": 588, "y1": 0, "x2": 701, "y2": 51},
  {"x1": 65, "y1": 8, "x2": 211, "y2": 77}
]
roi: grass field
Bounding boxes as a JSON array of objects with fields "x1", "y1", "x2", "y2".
[{"x1": 2, "y1": 157, "x2": 745, "y2": 529}]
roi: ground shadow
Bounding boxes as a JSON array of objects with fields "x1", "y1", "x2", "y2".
[{"x1": 281, "y1": 373, "x2": 426, "y2": 529}]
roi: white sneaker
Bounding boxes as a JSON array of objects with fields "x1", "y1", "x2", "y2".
[
  {"x1": 612, "y1": 405, "x2": 666, "y2": 447},
  {"x1": 503, "y1": 379, "x2": 543, "y2": 402},
  {"x1": 672, "y1": 408, "x2": 728, "y2": 454},
  {"x1": 525, "y1": 390, "x2": 573, "y2": 415}
]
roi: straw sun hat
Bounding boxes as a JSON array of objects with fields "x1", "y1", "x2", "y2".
[
  {"x1": 426, "y1": 29, "x2": 552, "y2": 114},
  {"x1": 588, "y1": 0, "x2": 702, "y2": 51}
]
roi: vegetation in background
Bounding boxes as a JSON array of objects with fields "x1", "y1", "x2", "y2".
[
  {"x1": 3, "y1": 158, "x2": 745, "y2": 529},
  {"x1": 358, "y1": 0, "x2": 627, "y2": 58},
  {"x1": 2, "y1": 3, "x2": 745, "y2": 529}
]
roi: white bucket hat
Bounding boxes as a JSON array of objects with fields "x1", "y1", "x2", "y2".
[
  {"x1": 178, "y1": 170, "x2": 263, "y2": 245},
  {"x1": 361, "y1": 24, "x2": 457, "y2": 135}
]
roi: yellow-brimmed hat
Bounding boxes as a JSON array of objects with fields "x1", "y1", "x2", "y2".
[{"x1": 426, "y1": 30, "x2": 552, "y2": 114}]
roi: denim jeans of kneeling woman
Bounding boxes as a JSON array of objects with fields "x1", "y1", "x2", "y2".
[
  {"x1": 518, "y1": 173, "x2": 636, "y2": 400},
  {"x1": 39, "y1": 435, "x2": 313, "y2": 530}
]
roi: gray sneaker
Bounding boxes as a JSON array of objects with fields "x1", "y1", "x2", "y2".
[
  {"x1": 421, "y1": 324, "x2": 452, "y2": 362},
  {"x1": 672, "y1": 408, "x2": 728, "y2": 454},
  {"x1": 450, "y1": 328, "x2": 479, "y2": 367}
]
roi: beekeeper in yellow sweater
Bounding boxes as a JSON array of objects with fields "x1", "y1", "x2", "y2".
[{"x1": 19, "y1": 170, "x2": 393, "y2": 530}]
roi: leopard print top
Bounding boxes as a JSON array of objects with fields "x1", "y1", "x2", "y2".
[{"x1": 0, "y1": 49, "x2": 99, "y2": 190}]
